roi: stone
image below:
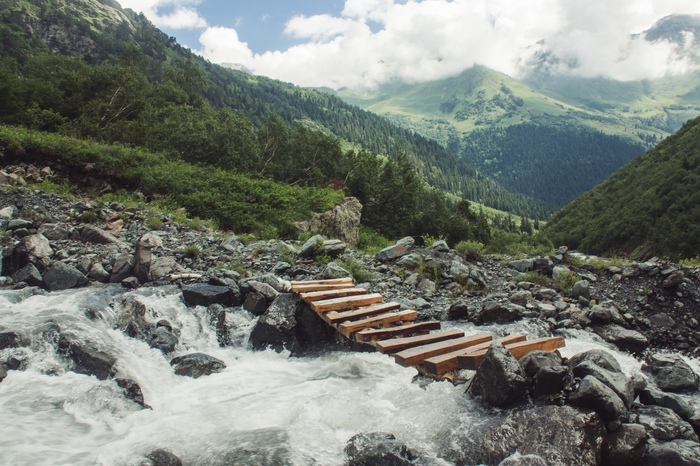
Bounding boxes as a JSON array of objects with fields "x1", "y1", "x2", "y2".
[
  {"x1": 479, "y1": 301, "x2": 525, "y2": 323},
  {"x1": 530, "y1": 365, "x2": 574, "y2": 398},
  {"x1": 43, "y1": 262, "x2": 89, "y2": 291},
  {"x1": 256, "y1": 273, "x2": 289, "y2": 293},
  {"x1": 7, "y1": 218, "x2": 33, "y2": 230},
  {"x1": 509, "y1": 290, "x2": 531, "y2": 306},
  {"x1": 304, "y1": 197, "x2": 363, "y2": 248},
  {"x1": 207, "y1": 304, "x2": 230, "y2": 347},
  {"x1": 648, "y1": 313, "x2": 675, "y2": 328},
  {"x1": 133, "y1": 243, "x2": 152, "y2": 284},
  {"x1": 147, "y1": 326, "x2": 179, "y2": 353},
  {"x1": 469, "y1": 341, "x2": 527, "y2": 407},
  {"x1": 520, "y1": 351, "x2": 563, "y2": 378},
  {"x1": 568, "y1": 349, "x2": 623, "y2": 373},
  {"x1": 296, "y1": 234, "x2": 325, "y2": 259},
  {"x1": 150, "y1": 256, "x2": 182, "y2": 280},
  {"x1": 219, "y1": 235, "x2": 241, "y2": 253},
  {"x1": 603, "y1": 423, "x2": 647, "y2": 466},
  {"x1": 508, "y1": 259, "x2": 533, "y2": 272},
  {"x1": 11, "y1": 263, "x2": 43, "y2": 287},
  {"x1": 375, "y1": 237, "x2": 415, "y2": 262},
  {"x1": 640, "y1": 387, "x2": 694, "y2": 421},
  {"x1": 11, "y1": 233, "x2": 53, "y2": 272},
  {"x1": 181, "y1": 283, "x2": 233, "y2": 307},
  {"x1": 644, "y1": 439, "x2": 700, "y2": 466},
  {"x1": 243, "y1": 291, "x2": 268, "y2": 316},
  {"x1": 145, "y1": 449, "x2": 183, "y2": 466},
  {"x1": 552, "y1": 265, "x2": 569, "y2": 280},
  {"x1": 571, "y1": 360, "x2": 635, "y2": 408},
  {"x1": 110, "y1": 253, "x2": 133, "y2": 283},
  {"x1": 0, "y1": 363, "x2": 7, "y2": 383},
  {"x1": 446, "y1": 405, "x2": 605, "y2": 466},
  {"x1": 80, "y1": 225, "x2": 121, "y2": 245},
  {"x1": 634, "y1": 405, "x2": 698, "y2": 442},
  {"x1": 247, "y1": 281, "x2": 280, "y2": 302},
  {"x1": 571, "y1": 280, "x2": 591, "y2": 301},
  {"x1": 58, "y1": 337, "x2": 116, "y2": 380},
  {"x1": 568, "y1": 375, "x2": 628, "y2": 425},
  {"x1": 431, "y1": 240, "x2": 450, "y2": 252},
  {"x1": 537, "y1": 302, "x2": 557, "y2": 318},
  {"x1": 88, "y1": 263, "x2": 111, "y2": 283},
  {"x1": 0, "y1": 205, "x2": 14, "y2": 219},
  {"x1": 592, "y1": 324, "x2": 648, "y2": 353},
  {"x1": 116, "y1": 378, "x2": 150, "y2": 409},
  {"x1": 644, "y1": 353, "x2": 700, "y2": 393},
  {"x1": 444, "y1": 302, "x2": 474, "y2": 320},
  {"x1": 170, "y1": 353, "x2": 225, "y2": 378},
  {"x1": 498, "y1": 453, "x2": 547, "y2": 466},
  {"x1": 344, "y1": 432, "x2": 416, "y2": 466},
  {"x1": 535, "y1": 287, "x2": 558, "y2": 301},
  {"x1": 121, "y1": 276, "x2": 140, "y2": 289},
  {"x1": 323, "y1": 239, "x2": 347, "y2": 258},
  {"x1": 663, "y1": 271, "x2": 685, "y2": 288},
  {"x1": 322, "y1": 262, "x2": 352, "y2": 279},
  {"x1": 0, "y1": 332, "x2": 21, "y2": 349},
  {"x1": 38, "y1": 223, "x2": 70, "y2": 241}
]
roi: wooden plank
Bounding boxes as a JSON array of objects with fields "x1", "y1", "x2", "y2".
[
  {"x1": 420, "y1": 334, "x2": 526, "y2": 376},
  {"x1": 298, "y1": 287, "x2": 367, "y2": 302},
  {"x1": 375, "y1": 329, "x2": 465, "y2": 354},
  {"x1": 354, "y1": 321, "x2": 441, "y2": 342},
  {"x1": 290, "y1": 277, "x2": 353, "y2": 288},
  {"x1": 457, "y1": 337, "x2": 566, "y2": 371},
  {"x1": 393, "y1": 334, "x2": 493, "y2": 367},
  {"x1": 326, "y1": 302, "x2": 401, "y2": 324},
  {"x1": 291, "y1": 283, "x2": 357, "y2": 293},
  {"x1": 338, "y1": 310, "x2": 417, "y2": 338},
  {"x1": 310, "y1": 293, "x2": 383, "y2": 313}
]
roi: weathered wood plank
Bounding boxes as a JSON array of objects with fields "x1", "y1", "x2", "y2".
[
  {"x1": 354, "y1": 321, "x2": 441, "y2": 342},
  {"x1": 457, "y1": 336, "x2": 566, "y2": 371},
  {"x1": 310, "y1": 293, "x2": 383, "y2": 313},
  {"x1": 420, "y1": 334, "x2": 526, "y2": 376},
  {"x1": 290, "y1": 277, "x2": 353, "y2": 288},
  {"x1": 298, "y1": 287, "x2": 367, "y2": 303},
  {"x1": 375, "y1": 329, "x2": 465, "y2": 354},
  {"x1": 291, "y1": 283, "x2": 357, "y2": 293},
  {"x1": 337, "y1": 310, "x2": 418, "y2": 338},
  {"x1": 326, "y1": 302, "x2": 401, "y2": 324},
  {"x1": 393, "y1": 334, "x2": 493, "y2": 367}
]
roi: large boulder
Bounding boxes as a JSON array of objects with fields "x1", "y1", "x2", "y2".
[
  {"x1": 11, "y1": 263, "x2": 43, "y2": 286},
  {"x1": 469, "y1": 341, "x2": 527, "y2": 407},
  {"x1": 375, "y1": 237, "x2": 415, "y2": 262},
  {"x1": 4, "y1": 233, "x2": 53, "y2": 274},
  {"x1": 568, "y1": 375, "x2": 628, "y2": 427},
  {"x1": 633, "y1": 405, "x2": 698, "y2": 442},
  {"x1": 57, "y1": 337, "x2": 116, "y2": 380},
  {"x1": 344, "y1": 432, "x2": 416, "y2": 466},
  {"x1": 478, "y1": 301, "x2": 525, "y2": 324},
  {"x1": 640, "y1": 387, "x2": 695, "y2": 421},
  {"x1": 446, "y1": 405, "x2": 605, "y2": 466},
  {"x1": 80, "y1": 225, "x2": 121, "y2": 245},
  {"x1": 644, "y1": 353, "x2": 700, "y2": 393},
  {"x1": 603, "y1": 423, "x2": 647, "y2": 465},
  {"x1": 570, "y1": 360, "x2": 635, "y2": 408},
  {"x1": 170, "y1": 353, "x2": 225, "y2": 378},
  {"x1": 300, "y1": 197, "x2": 362, "y2": 248},
  {"x1": 134, "y1": 233, "x2": 162, "y2": 284},
  {"x1": 43, "y1": 262, "x2": 89, "y2": 291},
  {"x1": 144, "y1": 449, "x2": 183, "y2": 466},
  {"x1": 644, "y1": 439, "x2": 700, "y2": 465},
  {"x1": 181, "y1": 283, "x2": 233, "y2": 307},
  {"x1": 591, "y1": 324, "x2": 648, "y2": 353}
]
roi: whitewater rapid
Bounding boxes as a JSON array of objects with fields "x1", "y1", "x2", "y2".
[{"x1": 0, "y1": 285, "x2": 696, "y2": 465}]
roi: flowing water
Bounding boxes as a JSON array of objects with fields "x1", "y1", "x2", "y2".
[{"x1": 0, "y1": 286, "x2": 698, "y2": 465}]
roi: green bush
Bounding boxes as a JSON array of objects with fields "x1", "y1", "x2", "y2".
[
  {"x1": 336, "y1": 257, "x2": 374, "y2": 283},
  {"x1": 358, "y1": 225, "x2": 391, "y2": 255},
  {"x1": 183, "y1": 244, "x2": 203, "y2": 259},
  {"x1": 486, "y1": 230, "x2": 553, "y2": 257},
  {"x1": 455, "y1": 240, "x2": 485, "y2": 261}
]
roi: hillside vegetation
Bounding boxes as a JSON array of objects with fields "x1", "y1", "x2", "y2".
[{"x1": 545, "y1": 115, "x2": 700, "y2": 259}]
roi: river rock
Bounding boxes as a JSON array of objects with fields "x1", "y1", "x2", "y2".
[
  {"x1": 57, "y1": 337, "x2": 116, "y2": 380},
  {"x1": 603, "y1": 423, "x2": 647, "y2": 465},
  {"x1": 644, "y1": 439, "x2": 700, "y2": 466},
  {"x1": 592, "y1": 324, "x2": 648, "y2": 353},
  {"x1": 571, "y1": 280, "x2": 591, "y2": 301},
  {"x1": 207, "y1": 304, "x2": 229, "y2": 347},
  {"x1": 568, "y1": 375, "x2": 628, "y2": 426},
  {"x1": 633, "y1": 405, "x2": 698, "y2": 442},
  {"x1": 375, "y1": 237, "x2": 415, "y2": 262},
  {"x1": 249, "y1": 294, "x2": 300, "y2": 352},
  {"x1": 344, "y1": 432, "x2": 416, "y2": 466},
  {"x1": 145, "y1": 449, "x2": 183, "y2": 466},
  {"x1": 296, "y1": 234, "x2": 324, "y2": 259},
  {"x1": 247, "y1": 280, "x2": 280, "y2": 302},
  {"x1": 520, "y1": 351, "x2": 563, "y2": 378},
  {"x1": 88, "y1": 263, "x2": 111, "y2": 282},
  {"x1": 43, "y1": 261, "x2": 89, "y2": 291},
  {"x1": 644, "y1": 353, "x2": 700, "y2": 393},
  {"x1": 170, "y1": 353, "x2": 225, "y2": 378},
  {"x1": 531, "y1": 365, "x2": 574, "y2": 399},
  {"x1": 447, "y1": 405, "x2": 605, "y2": 466},
  {"x1": 663, "y1": 270, "x2": 685, "y2": 288},
  {"x1": 243, "y1": 291, "x2": 268, "y2": 316},
  {"x1": 38, "y1": 223, "x2": 70, "y2": 240},
  {"x1": 181, "y1": 283, "x2": 233, "y2": 307},
  {"x1": 0, "y1": 363, "x2": 7, "y2": 383},
  {"x1": 568, "y1": 349, "x2": 622, "y2": 373},
  {"x1": 443, "y1": 302, "x2": 475, "y2": 320},
  {"x1": 11, "y1": 263, "x2": 43, "y2": 286},
  {"x1": 80, "y1": 225, "x2": 121, "y2": 245},
  {"x1": 8, "y1": 233, "x2": 53, "y2": 273},
  {"x1": 478, "y1": 301, "x2": 525, "y2": 323},
  {"x1": 147, "y1": 326, "x2": 179, "y2": 353},
  {"x1": 469, "y1": 341, "x2": 527, "y2": 407},
  {"x1": 570, "y1": 360, "x2": 635, "y2": 408},
  {"x1": 110, "y1": 252, "x2": 133, "y2": 283},
  {"x1": 116, "y1": 378, "x2": 150, "y2": 409},
  {"x1": 0, "y1": 332, "x2": 21, "y2": 349},
  {"x1": 640, "y1": 387, "x2": 695, "y2": 421},
  {"x1": 498, "y1": 453, "x2": 547, "y2": 465}
]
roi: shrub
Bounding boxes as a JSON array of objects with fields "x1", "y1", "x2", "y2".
[
  {"x1": 455, "y1": 240, "x2": 485, "y2": 261},
  {"x1": 336, "y1": 257, "x2": 374, "y2": 283},
  {"x1": 358, "y1": 225, "x2": 391, "y2": 255},
  {"x1": 80, "y1": 210, "x2": 98, "y2": 223},
  {"x1": 183, "y1": 244, "x2": 203, "y2": 259}
]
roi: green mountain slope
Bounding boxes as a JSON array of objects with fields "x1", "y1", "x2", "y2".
[
  {"x1": 0, "y1": 0, "x2": 545, "y2": 219},
  {"x1": 544, "y1": 115, "x2": 700, "y2": 259},
  {"x1": 330, "y1": 66, "x2": 663, "y2": 208}
]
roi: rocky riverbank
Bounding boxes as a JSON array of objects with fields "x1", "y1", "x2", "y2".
[{"x1": 1, "y1": 167, "x2": 700, "y2": 465}]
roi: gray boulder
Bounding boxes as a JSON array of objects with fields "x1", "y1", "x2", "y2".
[
  {"x1": 644, "y1": 353, "x2": 700, "y2": 393},
  {"x1": 80, "y1": 225, "x2": 121, "y2": 245},
  {"x1": 0, "y1": 332, "x2": 21, "y2": 349},
  {"x1": 644, "y1": 439, "x2": 700, "y2": 466},
  {"x1": 634, "y1": 405, "x2": 698, "y2": 442},
  {"x1": 243, "y1": 291, "x2": 268, "y2": 316},
  {"x1": 170, "y1": 353, "x2": 225, "y2": 378},
  {"x1": 570, "y1": 360, "x2": 635, "y2": 408},
  {"x1": 296, "y1": 234, "x2": 324, "y2": 259},
  {"x1": 303, "y1": 196, "x2": 362, "y2": 248},
  {"x1": 147, "y1": 326, "x2": 179, "y2": 353},
  {"x1": 446, "y1": 405, "x2": 605, "y2": 466},
  {"x1": 469, "y1": 341, "x2": 527, "y2": 407},
  {"x1": 58, "y1": 337, "x2": 116, "y2": 380},
  {"x1": 640, "y1": 387, "x2": 695, "y2": 421},
  {"x1": 568, "y1": 349, "x2": 622, "y2": 373},
  {"x1": 568, "y1": 375, "x2": 628, "y2": 426},
  {"x1": 603, "y1": 423, "x2": 647, "y2": 466},
  {"x1": 38, "y1": 223, "x2": 70, "y2": 241},
  {"x1": 498, "y1": 453, "x2": 547, "y2": 465},
  {"x1": 43, "y1": 262, "x2": 89, "y2": 291},
  {"x1": 375, "y1": 237, "x2": 415, "y2": 262},
  {"x1": 531, "y1": 365, "x2": 574, "y2": 399},
  {"x1": 110, "y1": 252, "x2": 133, "y2": 283},
  {"x1": 145, "y1": 449, "x2": 183, "y2": 466},
  {"x1": 592, "y1": 324, "x2": 648, "y2": 353},
  {"x1": 181, "y1": 283, "x2": 233, "y2": 307},
  {"x1": 508, "y1": 259, "x2": 533, "y2": 272},
  {"x1": 11, "y1": 263, "x2": 43, "y2": 286},
  {"x1": 520, "y1": 351, "x2": 563, "y2": 378},
  {"x1": 344, "y1": 432, "x2": 416, "y2": 466},
  {"x1": 479, "y1": 301, "x2": 525, "y2": 323},
  {"x1": 571, "y1": 280, "x2": 591, "y2": 300}
]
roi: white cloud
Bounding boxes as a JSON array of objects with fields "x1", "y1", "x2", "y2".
[
  {"x1": 117, "y1": 0, "x2": 207, "y2": 29},
  {"x1": 128, "y1": 0, "x2": 700, "y2": 88}
]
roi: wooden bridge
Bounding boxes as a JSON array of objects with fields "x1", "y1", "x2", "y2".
[{"x1": 289, "y1": 277, "x2": 565, "y2": 381}]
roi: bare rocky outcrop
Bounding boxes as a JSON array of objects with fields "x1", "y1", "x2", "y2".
[{"x1": 296, "y1": 197, "x2": 362, "y2": 247}]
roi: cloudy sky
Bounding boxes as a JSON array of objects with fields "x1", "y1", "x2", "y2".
[{"x1": 116, "y1": 0, "x2": 700, "y2": 89}]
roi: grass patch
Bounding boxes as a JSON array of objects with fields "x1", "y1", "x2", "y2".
[
  {"x1": 680, "y1": 255, "x2": 700, "y2": 267},
  {"x1": 183, "y1": 244, "x2": 203, "y2": 259},
  {"x1": 28, "y1": 179, "x2": 75, "y2": 199},
  {"x1": 335, "y1": 257, "x2": 374, "y2": 283},
  {"x1": 358, "y1": 225, "x2": 391, "y2": 255},
  {"x1": 486, "y1": 230, "x2": 554, "y2": 257},
  {"x1": 455, "y1": 240, "x2": 485, "y2": 261}
]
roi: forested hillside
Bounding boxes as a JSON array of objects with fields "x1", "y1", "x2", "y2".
[
  {"x1": 545, "y1": 116, "x2": 700, "y2": 259},
  {"x1": 0, "y1": 0, "x2": 545, "y2": 219}
]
